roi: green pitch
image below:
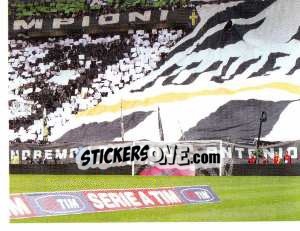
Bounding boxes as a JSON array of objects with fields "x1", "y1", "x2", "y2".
[{"x1": 10, "y1": 175, "x2": 300, "y2": 222}]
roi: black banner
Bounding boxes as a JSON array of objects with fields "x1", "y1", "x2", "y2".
[
  {"x1": 9, "y1": 8, "x2": 195, "y2": 37},
  {"x1": 9, "y1": 140, "x2": 300, "y2": 164}
]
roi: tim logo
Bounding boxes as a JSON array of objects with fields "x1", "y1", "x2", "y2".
[
  {"x1": 34, "y1": 194, "x2": 86, "y2": 214},
  {"x1": 179, "y1": 187, "x2": 216, "y2": 203}
]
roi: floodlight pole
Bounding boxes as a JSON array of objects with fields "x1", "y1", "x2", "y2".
[
  {"x1": 256, "y1": 111, "x2": 267, "y2": 164},
  {"x1": 257, "y1": 121, "x2": 263, "y2": 149}
]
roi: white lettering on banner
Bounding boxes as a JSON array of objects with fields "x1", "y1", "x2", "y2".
[
  {"x1": 55, "y1": 149, "x2": 68, "y2": 159},
  {"x1": 10, "y1": 150, "x2": 19, "y2": 159},
  {"x1": 45, "y1": 150, "x2": 53, "y2": 160},
  {"x1": 160, "y1": 10, "x2": 169, "y2": 21},
  {"x1": 138, "y1": 191, "x2": 155, "y2": 206},
  {"x1": 98, "y1": 193, "x2": 116, "y2": 209},
  {"x1": 53, "y1": 18, "x2": 75, "y2": 29},
  {"x1": 129, "y1": 11, "x2": 151, "y2": 22},
  {"x1": 13, "y1": 19, "x2": 43, "y2": 30},
  {"x1": 86, "y1": 193, "x2": 105, "y2": 209},
  {"x1": 82, "y1": 16, "x2": 90, "y2": 27},
  {"x1": 98, "y1": 14, "x2": 120, "y2": 25},
  {"x1": 33, "y1": 150, "x2": 42, "y2": 160},
  {"x1": 287, "y1": 147, "x2": 298, "y2": 159},
  {"x1": 222, "y1": 147, "x2": 232, "y2": 158},
  {"x1": 9, "y1": 197, "x2": 32, "y2": 217},
  {"x1": 87, "y1": 192, "x2": 143, "y2": 209},
  {"x1": 195, "y1": 191, "x2": 211, "y2": 200},
  {"x1": 11, "y1": 9, "x2": 182, "y2": 31},
  {"x1": 22, "y1": 149, "x2": 31, "y2": 160},
  {"x1": 148, "y1": 191, "x2": 165, "y2": 205},
  {"x1": 278, "y1": 148, "x2": 283, "y2": 158},
  {"x1": 124, "y1": 192, "x2": 142, "y2": 207},
  {"x1": 161, "y1": 190, "x2": 182, "y2": 203},
  {"x1": 265, "y1": 148, "x2": 284, "y2": 158},
  {"x1": 235, "y1": 148, "x2": 244, "y2": 159},
  {"x1": 117, "y1": 192, "x2": 133, "y2": 207},
  {"x1": 56, "y1": 198, "x2": 80, "y2": 210},
  {"x1": 107, "y1": 192, "x2": 130, "y2": 207}
]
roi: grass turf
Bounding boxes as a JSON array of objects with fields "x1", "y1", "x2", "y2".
[{"x1": 10, "y1": 175, "x2": 300, "y2": 222}]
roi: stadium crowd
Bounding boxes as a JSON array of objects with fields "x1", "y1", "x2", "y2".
[
  {"x1": 9, "y1": 0, "x2": 196, "y2": 19},
  {"x1": 248, "y1": 151, "x2": 293, "y2": 165},
  {"x1": 9, "y1": 28, "x2": 186, "y2": 143}
]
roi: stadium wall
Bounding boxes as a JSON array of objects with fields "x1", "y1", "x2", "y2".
[
  {"x1": 230, "y1": 164, "x2": 300, "y2": 176},
  {"x1": 9, "y1": 163, "x2": 132, "y2": 175}
]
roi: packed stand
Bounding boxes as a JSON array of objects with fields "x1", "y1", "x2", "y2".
[{"x1": 9, "y1": 0, "x2": 195, "y2": 19}]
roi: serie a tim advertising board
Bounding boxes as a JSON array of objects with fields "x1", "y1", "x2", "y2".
[{"x1": 10, "y1": 185, "x2": 220, "y2": 219}]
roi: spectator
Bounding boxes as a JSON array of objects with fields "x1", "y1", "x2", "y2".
[
  {"x1": 248, "y1": 153, "x2": 256, "y2": 165},
  {"x1": 284, "y1": 150, "x2": 292, "y2": 165},
  {"x1": 273, "y1": 152, "x2": 281, "y2": 165}
]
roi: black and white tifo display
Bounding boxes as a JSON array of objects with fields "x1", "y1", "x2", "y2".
[{"x1": 9, "y1": 0, "x2": 300, "y2": 145}]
